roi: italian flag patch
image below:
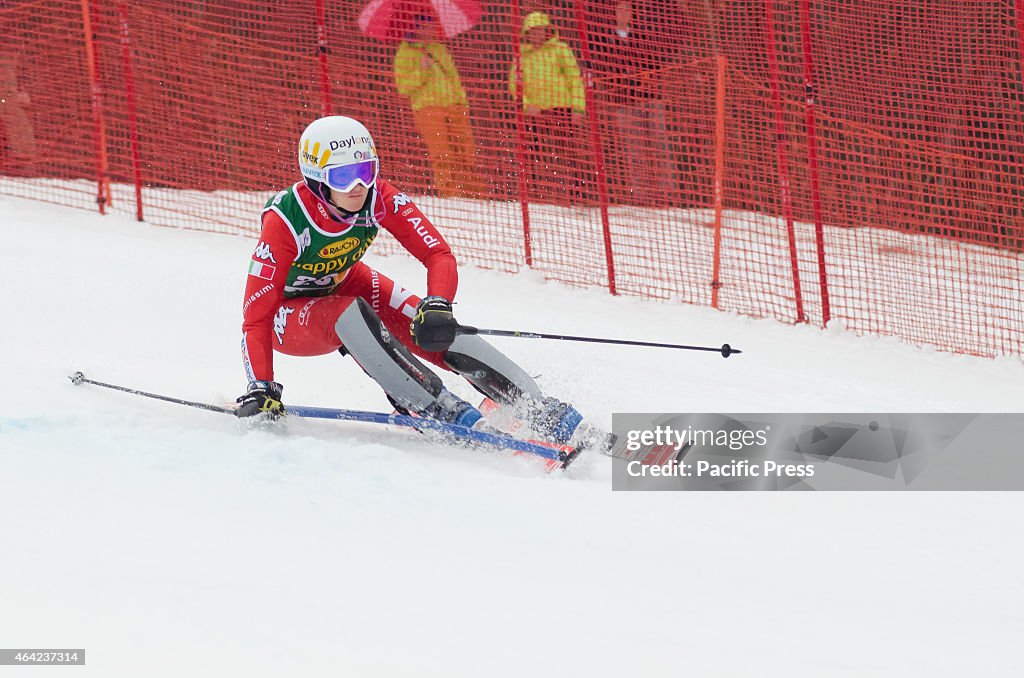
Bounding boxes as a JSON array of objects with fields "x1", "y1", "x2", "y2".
[{"x1": 249, "y1": 259, "x2": 276, "y2": 280}]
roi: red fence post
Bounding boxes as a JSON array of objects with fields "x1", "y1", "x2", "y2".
[
  {"x1": 798, "y1": 0, "x2": 830, "y2": 325},
  {"x1": 572, "y1": 2, "x2": 616, "y2": 295},
  {"x1": 80, "y1": 0, "x2": 109, "y2": 214},
  {"x1": 118, "y1": 0, "x2": 143, "y2": 221},
  {"x1": 711, "y1": 56, "x2": 727, "y2": 309},
  {"x1": 510, "y1": 0, "x2": 532, "y2": 267},
  {"x1": 762, "y1": 0, "x2": 805, "y2": 323},
  {"x1": 314, "y1": 0, "x2": 332, "y2": 116}
]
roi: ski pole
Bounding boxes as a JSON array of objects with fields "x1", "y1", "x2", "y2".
[
  {"x1": 456, "y1": 326, "x2": 741, "y2": 358},
  {"x1": 68, "y1": 371, "x2": 236, "y2": 414},
  {"x1": 67, "y1": 372, "x2": 575, "y2": 466}
]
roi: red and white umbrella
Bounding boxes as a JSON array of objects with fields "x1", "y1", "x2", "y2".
[{"x1": 357, "y1": 0, "x2": 482, "y2": 41}]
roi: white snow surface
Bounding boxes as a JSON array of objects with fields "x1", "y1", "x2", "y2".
[{"x1": 2, "y1": 195, "x2": 1023, "y2": 677}]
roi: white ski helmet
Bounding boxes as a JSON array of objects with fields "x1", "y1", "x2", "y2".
[{"x1": 298, "y1": 116, "x2": 379, "y2": 203}]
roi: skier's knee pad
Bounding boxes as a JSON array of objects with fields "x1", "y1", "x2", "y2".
[
  {"x1": 443, "y1": 334, "x2": 542, "y2": 404},
  {"x1": 335, "y1": 298, "x2": 443, "y2": 412}
]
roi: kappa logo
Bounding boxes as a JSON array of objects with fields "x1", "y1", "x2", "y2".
[
  {"x1": 273, "y1": 306, "x2": 295, "y2": 345},
  {"x1": 392, "y1": 193, "x2": 412, "y2": 214},
  {"x1": 253, "y1": 242, "x2": 276, "y2": 263}
]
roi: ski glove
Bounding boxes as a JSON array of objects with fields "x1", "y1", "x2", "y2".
[
  {"x1": 236, "y1": 380, "x2": 285, "y2": 418},
  {"x1": 410, "y1": 296, "x2": 459, "y2": 352}
]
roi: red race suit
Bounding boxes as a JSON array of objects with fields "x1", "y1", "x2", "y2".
[{"x1": 241, "y1": 179, "x2": 458, "y2": 383}]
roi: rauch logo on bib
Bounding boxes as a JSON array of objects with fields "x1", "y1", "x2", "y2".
[{"x1": 319, "y1": 238, "x2": 360, "y2": 259}]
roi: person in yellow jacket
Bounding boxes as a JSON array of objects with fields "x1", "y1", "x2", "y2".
[
  {"x1": 508, "y1": 11, "x2": 586, "y2": 121},
  {"x1": 394, "y1": 16, "x2": 485, "y2": 199},
  {"x1": 507, "y1": 12, "x2": 589, "y2": 202}
]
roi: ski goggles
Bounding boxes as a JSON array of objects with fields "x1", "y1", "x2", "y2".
[{"x1": 323, "y1": 159, "x2": 379, "y2": 192}]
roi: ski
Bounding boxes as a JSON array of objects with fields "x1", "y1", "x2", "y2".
[
  {"x1": 69, "y1": 372, "x2": 577, "y2": 469},
  {"x1": 396, "y1": 407, "x2": 576, "y2": 472},
  {"x1": 284, "y1": 404, "x2": 574, "y2": 468}
]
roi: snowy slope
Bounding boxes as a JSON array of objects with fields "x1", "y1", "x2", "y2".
[{"x1": 1, "y1": 195, "x2": 1023, "y2": 677}]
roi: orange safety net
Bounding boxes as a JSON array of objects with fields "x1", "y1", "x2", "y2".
[{"x1": 2, "y1": 0, "x2": 1022, "y2": 358}]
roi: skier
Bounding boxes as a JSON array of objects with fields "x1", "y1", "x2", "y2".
[{"x1": 237, "y1": 115, "x2": 604, "y2": 451}]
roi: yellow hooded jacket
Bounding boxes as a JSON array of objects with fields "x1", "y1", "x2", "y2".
[
  {"x1": 507, "y1": 12, "x2": 586, "y2": 113},
  {"x1": 394, "y1": 40, "x2": 469, "y2": 110}
]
